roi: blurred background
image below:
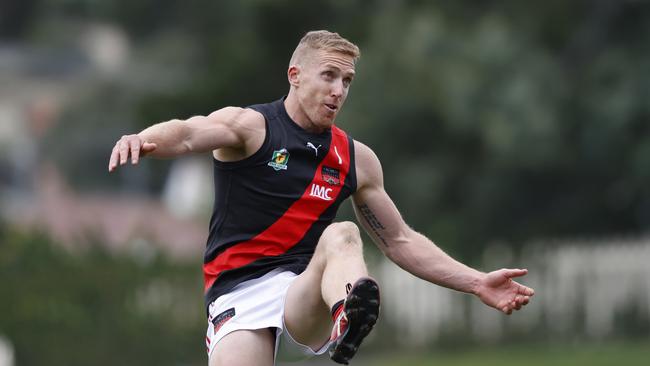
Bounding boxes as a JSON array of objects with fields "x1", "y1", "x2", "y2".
[{"x1": 1, "y1": 0, "x2": 649, "y2": 365}]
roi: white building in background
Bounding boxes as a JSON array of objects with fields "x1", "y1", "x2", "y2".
[
  {"x1": 0, "y1": 336, "x2": 14, "y2": 366},
  {"x1": 162, "y1": 157, "x2": 213, "y2": 219},
  {"x1": 378, "y1": 238, "x2": 650, "y2": 345}
]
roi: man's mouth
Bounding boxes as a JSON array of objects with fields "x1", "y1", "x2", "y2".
[{"x1": 324, "y1": 103, "x2": 338, "y2": 112}]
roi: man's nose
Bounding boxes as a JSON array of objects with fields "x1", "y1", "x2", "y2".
[{"x1": 331, "y1": 79, "x2": 344, "y2": 98}]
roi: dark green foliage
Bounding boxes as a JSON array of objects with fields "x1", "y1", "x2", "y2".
[{"x1": 0, "y1": 228, "x2": 206, "y2": 366}]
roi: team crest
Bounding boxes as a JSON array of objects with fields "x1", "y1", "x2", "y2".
[
  {"x1": 268, "y1": 148, "x2": 290, "y2": 171},
  {"x1": 321, "y1": 166, "x2": 340, "y2": 185}
]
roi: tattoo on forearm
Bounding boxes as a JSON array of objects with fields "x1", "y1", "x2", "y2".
[{"x1": 357, "y1": 204, "x2": 389, "y2": 247}]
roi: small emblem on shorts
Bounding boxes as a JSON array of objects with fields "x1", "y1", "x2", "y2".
[
  {"x1": 268, "y1": 148, "x2": 290, "y2": 171},
  {"x1": 212, "y1": 307, "x2": 236, "y2": 334},
  {"x1": 322, "y1": 166, "x2": 340, "y2": 186}
]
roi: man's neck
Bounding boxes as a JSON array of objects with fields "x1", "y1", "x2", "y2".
[{"x1": 284, "y1": 92, "x2": 326, "y2": 134}]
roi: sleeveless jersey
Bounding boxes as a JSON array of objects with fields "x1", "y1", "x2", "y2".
[{"x1": 203, "y1": 97, "x2": 357, "y2": 310}]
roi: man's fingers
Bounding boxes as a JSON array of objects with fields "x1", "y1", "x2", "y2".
[
  {"x1": 518, "y1": 284, "x2": 535, "y2": 296},
  {"x1": 108, "y1": 135, "x2": 152, "y2": 171},
  {"x1": 503, "y1": 268, "x2": 528, "y2": 279},
  {"x1": 129, "y1": 138, "x2": 141, "y2": 164},
  {"x1": 108, "y1": 135, "x2": 154, "y2": 171},
  {"x1": 500, "y1": 294, "x2": 531, "y2": 315},
  {"x1": 119, "y1": 139, "x2": 130, "y2": 165},
  {"x1": 512, "y1": 295, "x2": 531, "y2": 311},
  {"x1": 108, "y1": 145, "x2": 119, "y2": 172},
  {"x1": 141, "y1": 142, "x2": 157, "y2": 155}
]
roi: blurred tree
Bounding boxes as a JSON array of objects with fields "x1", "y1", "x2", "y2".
[{"x1": 340, "y1": 0, "x2": 650, "y2": 259}]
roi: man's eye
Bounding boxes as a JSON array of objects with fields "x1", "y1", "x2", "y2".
[
  {"x1": 322, "y1": 71, "x2": 334, "y2": 79},
  {"x1": 343, "y1": 78, "x2": 352, "y2": 87}
]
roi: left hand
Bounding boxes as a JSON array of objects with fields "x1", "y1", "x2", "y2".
[{"x1": 475, "y1": 268, "x2": 535, "y2": 315}]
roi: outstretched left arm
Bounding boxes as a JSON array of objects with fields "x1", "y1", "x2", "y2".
[{"x1": 352, "y1": 141, "x2": 534, "y2": 314}]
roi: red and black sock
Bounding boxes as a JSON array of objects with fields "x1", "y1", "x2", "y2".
[
  {"x1": 331, "y1": 299, "x2": 344, "y2": 321},
  {"x1": 331, "y1": 282, "x2": 353, "y2": 321}
]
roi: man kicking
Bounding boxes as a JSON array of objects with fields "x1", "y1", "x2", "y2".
[{"x1": 108, "y1": 30, "x2": 534, "y2": 365}]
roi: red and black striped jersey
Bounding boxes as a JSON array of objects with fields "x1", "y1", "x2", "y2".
[{"x1": 203, "y1": 97, "x2": 357, "y2": 310}]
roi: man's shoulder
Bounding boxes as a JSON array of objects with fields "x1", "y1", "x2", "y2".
[
  {"x1": 352, "y1": 139, "x2": 375, "y2": 159},
  {"x1": 210, "y1": 106, "x2": 265, "y2": 130},
  {"x1": 209, "y1": 106, "x2": 266, "y2": 160},
  {"x1": 352, "y1": 139, "x2": 382, "y2": 189}
]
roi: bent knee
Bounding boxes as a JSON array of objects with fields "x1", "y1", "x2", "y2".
[
  {"x1": 324, "y1": 221, "x2": 360, "y2": 240},
  {"x1": 320, "y1": 221, "x2": 363, "y2": 253}
]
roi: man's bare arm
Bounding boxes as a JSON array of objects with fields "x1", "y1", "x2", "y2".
[
  {"x1": 352, "y1": 141, "x2": 534, "y2": 314},
  {"x1": 108, "y1": 107, "x2": 264, "y2": 172}
]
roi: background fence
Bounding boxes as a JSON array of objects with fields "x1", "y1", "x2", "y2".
[{"x1": 378, "y1": 238, "x2": 650, "y2": 345}]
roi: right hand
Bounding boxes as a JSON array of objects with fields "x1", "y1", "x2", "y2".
[
  {"x1": 108, "y1": 134, "x2": 157, "y2": 172},
  {"x1": 475, "y1": 268, "x2": 534, "y2": 315}
]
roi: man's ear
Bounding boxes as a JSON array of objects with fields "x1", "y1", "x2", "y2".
[{"x1": 288, "y1": 65, "x2": 300, "y2": 87}]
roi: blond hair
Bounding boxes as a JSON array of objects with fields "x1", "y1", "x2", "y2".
[{"x1": 289, "y1": 30, "x2": 360, "y2": 66}]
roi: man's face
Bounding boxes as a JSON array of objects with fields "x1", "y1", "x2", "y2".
[{"x1": 294, "y1": 50, "x2": 356, "y2": 128}]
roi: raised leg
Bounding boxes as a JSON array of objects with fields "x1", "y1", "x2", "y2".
[{"x1": 283, "y1": 221, "x2": 370, "y2": 350}]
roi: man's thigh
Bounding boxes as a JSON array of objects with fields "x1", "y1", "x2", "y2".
[
  {"x1": 209, "y1": 329, "x2": 276, "y2": 366},
  {"x1": 284, "y1": 265, "x2": 332, "y2": 350}
]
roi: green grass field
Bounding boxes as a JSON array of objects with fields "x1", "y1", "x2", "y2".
[{"x1": 354, "y1": 341, "x2": 650, "y2": 366}]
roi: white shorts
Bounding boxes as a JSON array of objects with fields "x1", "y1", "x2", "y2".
[{"x1": 205, "y1": 269, "x2": 330, "y2": 362}]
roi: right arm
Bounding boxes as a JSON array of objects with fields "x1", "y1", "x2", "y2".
[
  {"x1": 108, "y1": 107, "x2": 264, "y2": 172},
  {"x1": 352, "y1": 140, "x2": 534, "y2": 314}
]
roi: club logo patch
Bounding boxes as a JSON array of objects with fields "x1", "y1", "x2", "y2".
[
  {"x1": 321, "y1": 166, "x2": 340, "y2": 186},
  {"x1": 211, "y1": 307, "x2": 236, "y2": 334},
  {"x1": 268, "y1": 148, "x2": 289, "y2": 171}
]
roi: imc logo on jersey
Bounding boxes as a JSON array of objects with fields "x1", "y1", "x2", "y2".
[
  {"x1": 310, "y1": 183, "x2": 333, "y2": 201},
  {"x1": 321, "y1": 166, "x2": 340, "y2": 186},
  {"x1": 267, "y1": 148, "x2": 289, "y2": 171}
]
